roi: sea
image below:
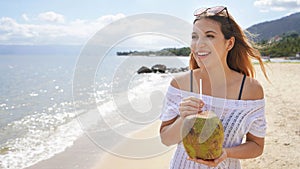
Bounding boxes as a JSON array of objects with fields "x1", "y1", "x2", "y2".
[{"x1": 0, "y1": 53, "x2": 189, "y2": 169}]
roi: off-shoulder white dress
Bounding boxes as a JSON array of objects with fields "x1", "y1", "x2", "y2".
[{"x1": 160, "y1": 85, "x2": 267, "y2": 169}]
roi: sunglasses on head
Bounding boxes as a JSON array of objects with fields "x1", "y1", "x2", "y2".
[{"x1": 193, "y1": 6, "x2": 233, "y2": 32}]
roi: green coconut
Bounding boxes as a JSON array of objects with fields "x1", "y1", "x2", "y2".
[{"x1": 181, "y1": 111, "x2": 224, "y2": 160}]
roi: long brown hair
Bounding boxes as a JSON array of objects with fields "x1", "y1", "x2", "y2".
[{"x1": 190, "y1": 14, "x2": 268, "y2": 80}]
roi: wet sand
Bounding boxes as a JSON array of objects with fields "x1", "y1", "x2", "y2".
[{"x1": 28, "y1": 63, "x2": 300, "y2": 169}]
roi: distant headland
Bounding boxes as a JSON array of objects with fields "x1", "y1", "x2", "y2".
[
  {"x1": 116, "y1": 47, "x2": 190, "y2": 56},
  {"x1": 117, "y1": 32, "x2": 300, "y2": 59}
]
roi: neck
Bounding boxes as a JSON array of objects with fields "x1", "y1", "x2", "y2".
[
  {"x1": 199, "y1": 63, "x2": 234, "y2": 82},
  {"x1": 195, "y1": 63, "x2": 237, "y2": 97}
]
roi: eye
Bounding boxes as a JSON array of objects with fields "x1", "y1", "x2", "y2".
[
  {"x1": 192, "y1": 35, "x2": 198, "y2": 39},
  {"x1": 206, "y1": 34, "x2": 214, "y2": 38}
]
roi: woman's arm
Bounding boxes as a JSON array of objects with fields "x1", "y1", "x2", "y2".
[
  {"x1": 226, "y1": 133, "x2": 264, "y2": 159},
  {"x1": 160, "y1": 116, "x2": 184, "y2": 146},
  {"x1": 160, "y1": 95, "x2": 205, "y2": 146},
  {"x1": 225, "y1": 78, "x2": 265, "y2": 158}
]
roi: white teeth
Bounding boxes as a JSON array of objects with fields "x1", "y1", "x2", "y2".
[{"x1": 197, "y1": 52, "x2": 209, "y2": 56}]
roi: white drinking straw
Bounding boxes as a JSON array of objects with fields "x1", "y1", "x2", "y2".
[{"x1": 199, "y1": 78, "x2": 202, "y2": 100}]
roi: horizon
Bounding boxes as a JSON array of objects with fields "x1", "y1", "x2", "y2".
[{"x1": 1, "y1": 0, "x2": 300, "y2": 51}]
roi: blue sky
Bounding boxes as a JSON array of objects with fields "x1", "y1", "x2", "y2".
[{"x1": 0, "y1": 0, "x2": 300, "y2": 46}]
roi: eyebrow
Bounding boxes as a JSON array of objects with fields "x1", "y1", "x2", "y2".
[
  {"x1": 192, "y1": 30, "x2": 217, "y2": 35},
  {"x1": 205, "y1": 30, "x2": 217, "y2": 34}
]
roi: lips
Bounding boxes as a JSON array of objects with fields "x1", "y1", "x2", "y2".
[{"x1": 195, "y1": 51, "x2": 211, "y2": 58}]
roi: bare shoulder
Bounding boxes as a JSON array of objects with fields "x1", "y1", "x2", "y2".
[
  {"x1": 170, "y1": 71, "x2": 191, "y2": 91},
  {"x1": 243, "y1": 77, "x2": 264, "y2": 100}
]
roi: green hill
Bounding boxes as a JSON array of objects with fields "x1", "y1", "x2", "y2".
[
  {"x1": 257, "y1": 32, "x2": 300, "y2": 57},
  {"x1": 247, "y1": 12, "x2": 300, "y2": 42}
]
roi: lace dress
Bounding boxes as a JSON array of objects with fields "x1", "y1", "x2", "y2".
[{"x1": 160, "y1": 85, "x2": 267, "y2": 169}]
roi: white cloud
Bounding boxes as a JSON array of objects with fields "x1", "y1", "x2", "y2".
[
  {"x1": 0, "y1": 17, "x2": 35, "y2": 39},
  {"x1": 96, "y1": 13, "x2": 125, "y2": 24},
  {"x1": 254, "y1": 0, "x2": 300, "y2": 12},
  {"x1": 0, "y1": 13, "x2": 126, "y2": 45},
  {"x1": 0, "y1": 12, "x2": 190, "y2": 48},
  {"x1": 22, "y1": 13, "x2": 29, "y2": 21},
  {"x1": 38, "y1": 11, "x2": 65, "y2": 23},
  {"x1": 115, "y1": 34, "x2": 186, "y2": 50}
]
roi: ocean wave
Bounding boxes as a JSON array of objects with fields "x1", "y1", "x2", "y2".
[{"x1": 0, "y1": 110, "x2": 83, "y2": 169}]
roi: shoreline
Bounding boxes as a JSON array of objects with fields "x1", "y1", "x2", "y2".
[
  {"x1": 26, "y1": 120, "x2": 175, "y2": 169},
  {"x1": 25, "y1": 133, "x2": 104, "y2": 169},
  {"x1": 91, "y1": 120, "x2": 176, "y2": 169},
  {"x1": 26, "y1": 63, "x2": 300, "y2": 169}
]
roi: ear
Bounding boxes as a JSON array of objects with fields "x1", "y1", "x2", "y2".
[{"x1": 227, "y1": 37, "x2": 235, "y2": 51}]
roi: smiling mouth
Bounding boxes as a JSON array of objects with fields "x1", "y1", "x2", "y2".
[{"x1": 197, "y1": 52, "x2": 211, "y2": 57}]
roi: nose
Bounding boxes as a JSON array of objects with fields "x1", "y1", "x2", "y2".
[{"x1": 196, "y1": 38, "x2": 206, "y2": 48}]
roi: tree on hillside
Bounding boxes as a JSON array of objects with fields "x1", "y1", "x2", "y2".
[{"x1": 257, "y1": 32, "x2": 300, "y2": 57}]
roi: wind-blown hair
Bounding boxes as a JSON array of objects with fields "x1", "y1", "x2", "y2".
[{"x1": 190, "y1": 13, "x2": 268, "y2": 80}]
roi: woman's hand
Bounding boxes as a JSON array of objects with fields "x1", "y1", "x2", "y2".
[
  {"x1": 160, "y1": 96, "x2": 205, "y2": 146},
  {"x1": 179, "y1": 96, "x2": 205, "y2": 118},
  {"x1": 188, "y1": 149, "x2": 228, "y2": 167}
]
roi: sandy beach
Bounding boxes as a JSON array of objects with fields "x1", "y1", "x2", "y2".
[{"x1": 27, "y1": 63, "x2": 300, "y2": 169}]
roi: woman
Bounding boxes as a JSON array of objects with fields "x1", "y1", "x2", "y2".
[{"x1": 159, "y1": 6, "x2": 268, "y2": 169}]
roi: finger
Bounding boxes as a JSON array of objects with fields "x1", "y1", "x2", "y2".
[
  {"x1": 180, "y1": 100, "x2": 204, "y2": 109},
  {"x1": 179, "y1": 110, "x2": 198, "y2": 118},
  {"x1": 197, "y1": 160, "x2": 217, "y2": 167},
  {"x1": 183, "y1": 96, "x2": 205, "y2": 104},
  {"x1": 194, "y1": 158, "x2": 208, "y2": 164},
  {"x1": 214, "y1": 149, "x2": 227, "y2": 164},
  {"x1": 183, "y1": 96, "x2": 200, "y2": 101},
  {"x1": 182, "y1": 97, "x2": 205, "y2": 107},
  {"x1": 180, "y1": 100, "x2": 199, "y2": 108},
  {"x1": 179, "y1": 105, "x2": 200, "y2": 112},
  {"x1": 214, "y1": 157, "x2": 222, "y2": 164},
  {"x1": 188, "y1": 158, "x2": 216, "y2": 167}
]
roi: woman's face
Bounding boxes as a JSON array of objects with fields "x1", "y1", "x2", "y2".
[{"x1": 191, "y1": 18, "x2": 231, "y2": 69}]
